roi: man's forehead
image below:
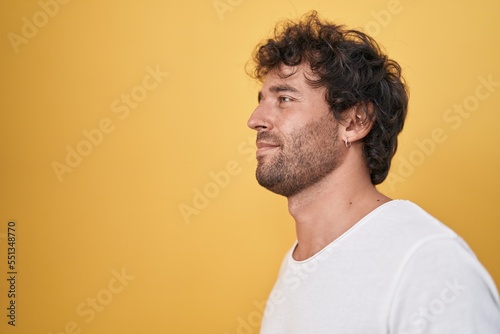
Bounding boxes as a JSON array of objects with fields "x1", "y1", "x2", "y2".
[
  {"x1": 271, "y1": 64, "x2": 299, "y2": 77},
  {"x1": 261, "y1": 64, "x2": 319, "y2": 92},
  {"x1": 269, "y1": 63, "x2": 315, "y2": 79}
]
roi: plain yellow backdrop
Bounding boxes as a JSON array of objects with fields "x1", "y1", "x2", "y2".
[{"x1": 0, "y1": 0, "x2": 499, "y2": 333}]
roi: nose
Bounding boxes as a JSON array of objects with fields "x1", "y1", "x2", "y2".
[{"x1": 247, "y1": 104, "x2": 272, "y2": 132}]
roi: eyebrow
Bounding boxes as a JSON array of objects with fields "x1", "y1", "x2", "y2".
[
  {"x1": 269, "y1": 84, "x2": 300, "y2": 93},
  {"x1": 258, "y1": 84, "x2": 300, "y2": 102}
]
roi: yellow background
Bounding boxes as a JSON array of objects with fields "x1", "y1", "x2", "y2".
[{"x1": 1, "y1": 0, "x2": 499, "y2": 333}]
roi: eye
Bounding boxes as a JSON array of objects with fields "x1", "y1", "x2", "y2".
[{"x1": 279, "y1": 96, "x2": 293, "y2": 103}]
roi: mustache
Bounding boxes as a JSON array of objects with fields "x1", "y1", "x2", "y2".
[{"x1": 256, "y1": 132, "x2": 284, "y2": 147}]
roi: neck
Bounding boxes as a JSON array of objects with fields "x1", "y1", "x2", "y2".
[{"x1": 287, "y1": 148, "x2": 390, "y2": 261}]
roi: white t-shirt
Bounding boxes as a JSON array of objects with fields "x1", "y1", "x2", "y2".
[{"x1": 260, "y1": 200, "x2": 500, "y2": 333}]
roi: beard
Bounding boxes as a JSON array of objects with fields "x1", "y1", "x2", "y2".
[{"x1": 256, "y1": 113, "x2": 342, "y2": 197}]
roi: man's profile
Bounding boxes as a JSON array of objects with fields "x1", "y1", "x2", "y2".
[{"x1": 246, "y1": 11, "x2": 500, "y2": 333}]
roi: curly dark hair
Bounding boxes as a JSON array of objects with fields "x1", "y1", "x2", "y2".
[{"x1": 249, "y1": 11, "x2": 408, "y2": 185}]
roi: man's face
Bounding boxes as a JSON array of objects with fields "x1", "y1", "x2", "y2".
[{"x1": 247, "y1": 64, "x2": 343, "y2": 197}]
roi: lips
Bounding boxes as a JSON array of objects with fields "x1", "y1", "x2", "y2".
[
  {"x1": 256, "y1": 141, "x2": 280, "y2": 156},
  {"x1": 256, "y1": 132, "x2": 282, "y2": 156},
  {"x1": 256, "y1": 141, "x2": 280, "y2": 149}
]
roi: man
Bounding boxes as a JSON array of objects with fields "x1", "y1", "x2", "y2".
[{"x1": 246, "y1": 11, "x2": 500, "y2": 333}]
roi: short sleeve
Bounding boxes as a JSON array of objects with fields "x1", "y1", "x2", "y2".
[{"x1": 387, "y1": 236, "x2": 500, "y2": 333}]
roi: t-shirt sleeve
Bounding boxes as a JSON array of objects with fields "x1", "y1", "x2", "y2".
[{"x1": 387, "y1": 236, "x2": 500, "y2": 333}]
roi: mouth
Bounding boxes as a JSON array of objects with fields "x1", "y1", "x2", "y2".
[{"x1": 256, "y1": 141, "x2": 280, "y2": 155}]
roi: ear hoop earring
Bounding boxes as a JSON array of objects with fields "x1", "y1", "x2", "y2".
[{"x1": 344, "y1": 137, "x2": 351, "y2": 148}]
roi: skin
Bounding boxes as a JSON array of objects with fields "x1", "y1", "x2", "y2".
[{"x1": 247, "y1": 63, "x2": 391, "y2": 261}]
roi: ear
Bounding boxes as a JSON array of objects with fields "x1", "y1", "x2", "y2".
[{"x1": 339, "y1": 102, "x2": 375, "y2": 146}]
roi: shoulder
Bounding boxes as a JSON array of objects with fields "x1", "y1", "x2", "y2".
[
  {"x1": 342, "y1": 200, "x2": 457, "y2": 256},
  {"x1": 355, "y1": 200, "x2": 457, "y2": 249},
  {"x1": 386, "y1": 227, "x2": 500, "y2": 333},
  {"x1": 367, "y1": 200, "x2": 453, "y2": 234},
  {"x1": 362, "y1": 201, "x2": 500, "y2": 332}
]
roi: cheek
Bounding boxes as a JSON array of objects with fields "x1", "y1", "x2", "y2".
[{"x1": 277, "y1": 114, "x2": 309, "y2": 137}]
